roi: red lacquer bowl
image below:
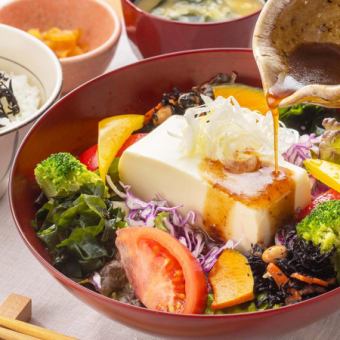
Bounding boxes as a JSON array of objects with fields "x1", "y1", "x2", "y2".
[
  {"x1": 121, "y1": 0, "x2": 261, "y2": 58},
  {"x1": 9, "y1": 49, "x2": 339, "y2": 337}
]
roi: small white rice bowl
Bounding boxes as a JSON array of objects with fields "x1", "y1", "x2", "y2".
[{"x1": 0, "y1": 71, "x2": 41, "y2": 130}]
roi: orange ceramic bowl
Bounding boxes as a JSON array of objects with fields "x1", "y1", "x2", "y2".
[
  {"x1": 9, "y1": 49, "x2": 339, "y2": 337},
  {"x1": 0, "y1": 0, "x2": 121, "y2": 93}
]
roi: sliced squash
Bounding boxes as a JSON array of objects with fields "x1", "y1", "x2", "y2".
[
  {"x1": 98, "y1": 114, "x2": 144, "y2": 181},
  {"x1": 209, "y1": 249, "x2": 254, "y2": 310},
  {"x1": 213, "y1": 84, "x2": 269, "y2": 114}
]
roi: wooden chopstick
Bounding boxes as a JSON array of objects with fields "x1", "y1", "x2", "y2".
[
  {"x1": 0, "y1": 325, "x2": 39, "y2": 340},
  {"x1": 0, "y1": 316, "x2": 77, "y2": 340}
]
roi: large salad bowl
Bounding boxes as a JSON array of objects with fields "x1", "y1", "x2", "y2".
[{"x1": 9, "y1": 49, "x2": 339, "y2": 337}]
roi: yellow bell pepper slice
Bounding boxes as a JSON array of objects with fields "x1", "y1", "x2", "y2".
[
  {"x1": 213, "y1": 84, "x2": 269, "y2": 114},
  {"x1": 304, "y1": 159, "x2": 340, "y2": 192},
  {"x1": 98, "y1": 114, "x2": 144, "y2": 181}
]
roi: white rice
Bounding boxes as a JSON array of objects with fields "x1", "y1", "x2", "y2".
[{"x1": 0, "y1": 71, "x2": 41, "y2": 130}]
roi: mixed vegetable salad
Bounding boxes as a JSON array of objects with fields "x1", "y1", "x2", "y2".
[{"x1": 33, "y1": 74, "x2": 339, "y2": 314}]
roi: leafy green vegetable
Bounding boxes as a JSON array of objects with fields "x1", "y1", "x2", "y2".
[
  {"x1": 279, "y1": 104, "x2": 338, "y2": 135},
  {"x1": 204, "y1": 294, "x2": 223, "y2": 314},
  {"x1": 154, "y1": 212, "x2": 169, "y2": 232},
  {"x1": 34, "y1": 190, "x2": 127, "y2": 278},
  {"x1": 108, "y1": 158, "x2": 120, "y2": 183},
  {"x1": 254, "y1": 293, "x2": 281, "y2": 311},
  {"x1": 204, "y1": 293, "x2": 273, "y2": 314},
  {"x1": 35, "y1": 152, "x2": 107, "y2": 199},
  {"x1": 319, "y1": 118, "x2": 340, "y2": 164}
]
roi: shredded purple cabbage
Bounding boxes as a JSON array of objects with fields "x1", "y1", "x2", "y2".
[
  {"x1": 198, "y1": 240, "x2": 236, "y2": 272},
  {"x1": 283, "y1": 134, "x2": 320, "y2": 167},
  {"x1": 283, "y1": 135, "x2": 330, "y2": 199},
  {"x1": 310, "y1": 177, "x2": 330, "y2": 199},
  {"x1": 115, "y1": 182, "x2": 236, "y2": 272},
  {"x1": 275, "y1": 224, "x2": 295, "y2": 246}
]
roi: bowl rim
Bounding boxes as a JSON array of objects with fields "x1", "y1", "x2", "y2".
[
  {"x1": 122, "y1": 0, "x2": 263, "y2": 26},
  {"x1": 0, "y1": 24, "x2": 63, "y2": 137},
  {"x1": 9, "y1": 47, "x2": 340, "y2": 321},
  {"x1": 59, "y1": 0, "x2": 122, "y2": 64}
]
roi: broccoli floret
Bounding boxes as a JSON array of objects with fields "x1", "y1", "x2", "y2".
[
  {"x1": 35, "y1": 152, "x2": 106, "y2": 198},
  {"x1": 297, "y1": 200, "x2": 340, "y2": 253}
]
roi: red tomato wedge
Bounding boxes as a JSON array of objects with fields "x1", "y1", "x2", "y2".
[
  {"x1": 116, "y1": 227, "x2": 207, "y2": 314},
  {"x1": 297, "y1": 189, "x2": 340, "y2": 221},
  {"x1": 78, "y1": 133, "x2": 147, "y2": 171},
  {"x1": 116, "y1": 133, "x2": 146, "y2": 157},
  {"x1": 78, "y1": 144, "x2": 98, "y2": 171}
]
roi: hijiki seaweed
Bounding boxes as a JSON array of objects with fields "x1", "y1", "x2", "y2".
[
  {"x1": 145, "y1": 73, "x2": 237, "y2": 128},
  {"x1": 247, "y1": 229, "x2": 336, "y2": 308},
  {"x1": 0, "y1": 72, "x2": 20, "y2": 126}
]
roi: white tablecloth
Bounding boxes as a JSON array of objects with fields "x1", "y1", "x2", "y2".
[{"x1": 0, "y1": 2, "x2": 339, "y2": 338}]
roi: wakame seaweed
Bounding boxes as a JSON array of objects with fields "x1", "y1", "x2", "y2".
[{"x1": 33, "y1": 185, "x2": 127, "y2": 279}]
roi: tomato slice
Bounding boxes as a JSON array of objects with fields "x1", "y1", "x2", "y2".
[
  {"x1": 297, "y1": 189, "x2": 340, "y2": 221},
  {"x1": 116, "y1": 133, "x2": 147, "y2": 157},
  {"x1": 79, "y1": 144, "x2": 98, "y2": 171},
  {"x1": 79, "y1": 133, "x2": 147, "y2": 171},
  {"x1": 116, "y1": 227, "x2": 207, "y2": 314}
]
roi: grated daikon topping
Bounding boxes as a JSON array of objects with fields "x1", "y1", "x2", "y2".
[{"x1": 180, "y1": 95, "x2": 299, "y2": 165}]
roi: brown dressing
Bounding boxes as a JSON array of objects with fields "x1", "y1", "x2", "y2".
[
  {"x1": 203, "y1": 185, "x2": 235, "y2": 242},
  {"x1": 201, "y1": 159, "x2": 295, "y2": 241},
  {"x1": 288, "y1": 43, "x2": 340, "y2": 87},
  {"x1": 267, "y1": 43, "x2": 340, "y2": 175}
]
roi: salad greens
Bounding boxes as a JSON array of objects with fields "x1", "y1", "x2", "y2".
[
  {"x1": 34, "y1": 192, "x2": 126, "y2": 278},
  {"x1": 154, "y1": 211, "x2": 170, "y2": 232},
  {"x1": 204, "y1": 293, "x2": 280, "y2": 314},
  {"x1": 279, "y1": 104, "x2": 339, "y2": 135},
  {"x1": 33, "y1": 153, "x2": 126, "y2": 278}
]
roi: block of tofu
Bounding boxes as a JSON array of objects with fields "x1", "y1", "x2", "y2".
[{"x1": 119, "y1": 115, "x2": 311, "y2": 252}]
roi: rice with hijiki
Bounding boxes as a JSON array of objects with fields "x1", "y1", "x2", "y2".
[{"x1": 0, "y1": 71, "x2": 41, "y2": 130}]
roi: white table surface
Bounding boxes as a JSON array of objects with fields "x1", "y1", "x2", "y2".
[{"x1": 0, "y1": 2, "x2": 339, "y2": 339}]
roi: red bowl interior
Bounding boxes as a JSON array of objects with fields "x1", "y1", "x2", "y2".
[{"x1": 9, "y1": 49, "x2": 340, "y2": 337}]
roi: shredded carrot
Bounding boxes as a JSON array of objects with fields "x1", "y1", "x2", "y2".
[
  {"x1": 287, "y1": 288, "x2": 302, "y2": 303},
  {"x1": 290, "y1": 273, "x2": 329, "y2": 287},
  {"x1": 327, "y1": 278, "x2": 337, "y2": 285},
  {"x1": 144, "y1": 103, "x2": 162, "y2": 124},
  {"x1": 267, "y1": 263, "x2": 289, "y2": 287}
]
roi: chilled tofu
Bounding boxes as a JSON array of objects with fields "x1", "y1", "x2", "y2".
[{"x1": 119, "y1": 115, "x2": 311, "y2": 252}]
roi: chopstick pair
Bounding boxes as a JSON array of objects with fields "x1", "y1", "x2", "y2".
[
  {"x1": 0, "y1": 316, "x2": 76, "y2": 340},
  {"x1": 0, "y1": 325, "x2": 38, "y2": 339}
]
